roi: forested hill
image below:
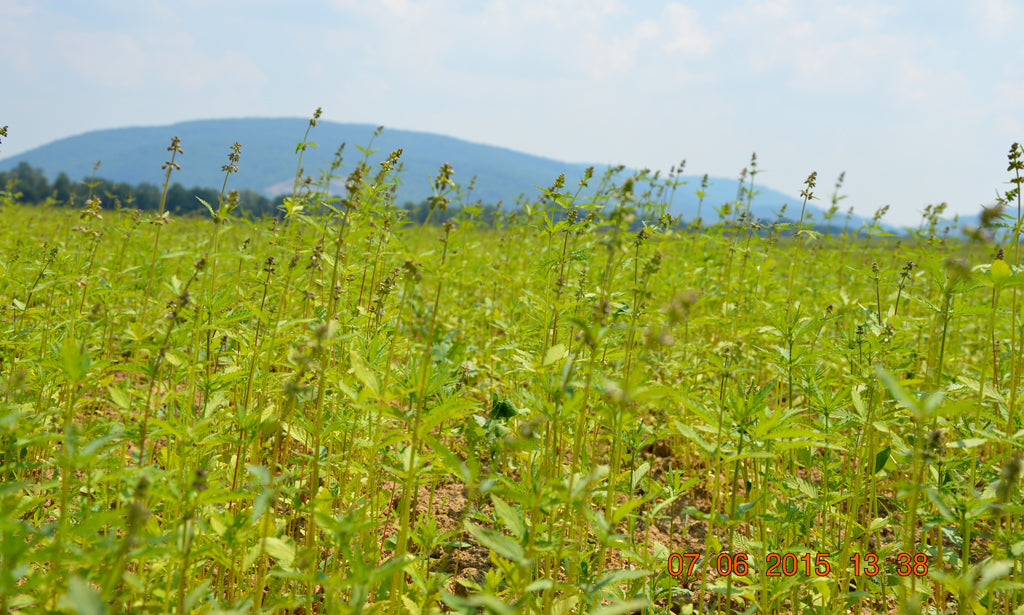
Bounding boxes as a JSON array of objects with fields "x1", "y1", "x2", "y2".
[
  {"x1": 0, "y1": 118, "x2": 878, "y2": 228},
  {"x1": 0, "y1": 119, "x2": 595, "y2": 207}
]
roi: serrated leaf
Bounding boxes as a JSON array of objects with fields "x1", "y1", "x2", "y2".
[
  {"x1": 243, "y1": 543, "x2": 261, "y2": 571},
  {"x1": 591, "y1": 599, "x2": 649, "y2": 615},
  {"x1": 611, "y1": 496, "x2": 645, "y2": 524},
  {"x1": 851, "y1": 387, "x2": 865, "y2": 417},
  {"x1": 349, "y1": 350, "x2": 379, "y2": 396},
  {"x1": 491, "y1": 495, "x2": 526, "y2": 540},
  {"x1": 246, "y1": 464, "x2": 270, "y2": 485},
  {"x1": 248, "y1": 490, "x2": 272, "y2": 528},
  {"x1": 464, "y1": 520, "x2": 525, "y2": 562},
  {"x1": 978, "y1": 559, "x2": 1013, "y2": 589},
  {"x1": 263, "y1": 537, "x2": 296, "y2": 568},
  {"x1": 949, "y1": 438, "x2": 988, "y2": 449},
  {"x1": 631, "y1": 461, "x2": 650, "y2": 490},
  {"x1": 370, "y1": 552, "x2": 414, "y2": 585},
  {"x1": 184, "y1": 578, "x2": 212, "y2": 613},
  {"x1": 163, "y1": 348, "x2": 186, "y2": 367},
  {"x1": 400, "y1": 596, "x2": 421, "y2": 615},
  {"x1": 874, "y1": 446, "x2": 891, "y2": 473},
  {"x1": 784, "y1": 476, "x2": 818, "y2": 499},
  {"x1": 108, "y1": 386, "x2": 131, "y2": 409},
  {"x1": 735, "y1": 499, "x2": 759, "y2": 518},
  {"x1": 909, "y1": 294, "x2": 942, "y2": 314},
  {"x1": 542, "y1": 343, "x2": 566, "y2": 367},
  {"x1": 61, "y1": 337, "x2": 90, "y2": 382},
  {"x1": 871, "y1": 420, "x2": 891, "y2": 434},
  {"x1": 524, "y1": 579, "x2": 553, "y2": 593},
  {"x1": 463, "y1": 594, "x2": 516, "y2": 614},
  {"x1": 203, "y1": 391, "x2": 229, "y2": 417},
  {"x1": 673, "y1": 420, "x2": 714, "y2": 455},
  {"x1": 595, "y1": 568, "x2": 651, "y2": 588},
  {"x1": 196, "y1": 195, "x2": 216, "y2": 217},
  {"x1": 876, "y1": 367, "x2": 934, "y2": 421},
  {"x1": 421, "y1": 397, "x2": 476, "y2": 434},
  {"x1": 281, "y1": 421, "x2": 312, "y2": 449},
  {"x1": 924, "y1": 486, "x2": 955, "y2": 522},
  {"x1": 705, "y1": 533, "x2": 721, "y2": 552}
]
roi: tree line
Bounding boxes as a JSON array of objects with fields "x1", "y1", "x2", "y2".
[
  {"x1": 0, "y1": 161, "x2": 887, "y2": 234},
  {"x1": 0, "y1": 161, "x2": 280, "y2": 216},
  {"x1": 0, "y1": 161, "x2": 503, "y2": 223}
]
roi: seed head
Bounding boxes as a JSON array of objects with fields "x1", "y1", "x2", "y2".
[
  {"x1": 1008, "y1": 142, "x2": 1023, "y2": 176},
  {"x1": 550, "y1": 173, "x2": 565, "y2": 193},
  {"x1": 621, "y1": 177, "x2": 635, "y2": 197},
  {"x1": 343, "y1": 166, "x2": 366, "y2": 210},
  {"x1": 162, "y1": 136, "x2": 183, "y2": 172},
  {"x1": 403, "y1": 259, "x2": 422, "y2": 283},
  {"x1": 642, "y1": 250, "x2": 663, "y2": 278},
  {"x1": 634, "y1": 227, "x2": 649, "y2": 247},
  {"x1": 307, "y1": 243, "x2": 324, "y2": 271},
  {"x1": 800, "y1": 172, "x2": 818, "y2": 201},
  {"x1": 580, "y1": 166, "x2": 594, "y2": 188},
  {"x1": 380, "y1": 148, "x2": 403, "y2": 173}
]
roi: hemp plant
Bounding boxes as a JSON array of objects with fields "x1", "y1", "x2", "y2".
[{"x1": 143, "y1": 136, "x2": 183, "y2": 312}]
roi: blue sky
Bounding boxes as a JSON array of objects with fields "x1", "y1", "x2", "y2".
[{"x1": 1, "y1": 0, "x2": 1021, "y2": 226}]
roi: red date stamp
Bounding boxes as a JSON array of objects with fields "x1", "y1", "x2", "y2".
[{"x1": 667, "y1": 552, "x2": 930, "y2": 578}]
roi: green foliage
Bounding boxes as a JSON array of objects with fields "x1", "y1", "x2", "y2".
[{"x1": 0, "y1": 120, "x2": 1022, "y2": 615}]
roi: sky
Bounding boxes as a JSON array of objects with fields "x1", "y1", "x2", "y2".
[{"x1": 1, "y1": 0, "x2": 1022, "y2": 227}]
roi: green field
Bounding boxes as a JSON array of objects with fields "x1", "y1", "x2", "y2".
[{"x1": 1, "y1": 120, "x2": 1022, "y2": 614}]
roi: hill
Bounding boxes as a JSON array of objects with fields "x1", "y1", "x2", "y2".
[{"x1": 0, "y1": 118, "x2": 874, "y2": 227}]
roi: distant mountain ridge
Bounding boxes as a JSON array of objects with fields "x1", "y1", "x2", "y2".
[{"x1": 0, "y1": 118, "x2": 875, "y2": 227}]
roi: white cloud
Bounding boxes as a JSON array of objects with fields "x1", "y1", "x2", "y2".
[
  {"x1": 973, "y1": 0, "x2": 1017, "y2": 36},
  {"x1": 0, "y1": 0, "x2": 33, "y2": 16},
  {"x1": 994, "y1": 81, "x2": 1024, "y2": 136},
  {"x1": 576, "y1": 18, "x2": 660, "y2": 78},
  {"x1": 718, "y1": 2, "x2": 929, "y2": 98},
  {"x1": 748, "y1": 0, "x2": 794, "y2": 20},
  {"x1": 892, "y1": 59, "x2": 969, "y2": 107},
  {"x1": 51, "y1": 31, "x2": 266, "y2": 93},
  {"x1": 571, "y1": 2, "x2": 712, "y2": 78},
  {"x1": 573, "y1": 0, "x2": 627, "y2": 22},
  {"x1": 996, "y1": 81, "x2": 1024, "y2": 105},
  {"x1": 663, "y1": 3, "x2": 712, "y2": 56}
]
